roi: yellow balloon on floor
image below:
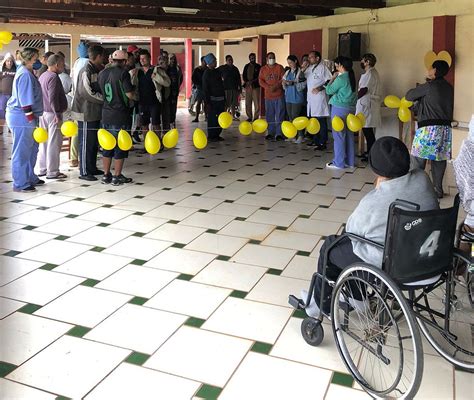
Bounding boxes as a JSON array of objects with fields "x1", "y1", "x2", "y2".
[
  {"x1": 356, "y1": 112, "x2": 366, "y2": 127},
  {"x1": 33, "y1": 127, "x2": 48, "y2": 143},
  {"x1": 162, "y1": 128, "x2": 178, "y2": 148},
  {"x1": 346, "y1": 113, "x2": 363, "y2": 132},
  {"x1": 118, "y1": 129, "x2": 133, "y2": 151},
  {"x1": 293, "y1": 116, "x2": 309, "y2": 130},
  {"x1": 0, "y1": 31, "x2": 13, "y2": 45},
  {"x1": 281, "y1": 121, "x2": 297, "y2": 139},
  {"x1": 398, "y1": 107, "x2": 411, "y2": 122},
  {"x1": 218, "y1": 112, "x2": 232, "y2": 129},
  {"x1": 384, "y1": 95, "x2": 401, "y2": 108},
  {"x1": 306, "y1": 118, "x2": 320, "y2": 135},
  {"x1": 97, "y1": 128, "x2": 116, "y2": 151},
  {"x1": 252, "y1": 119, "x2": 268, "y2": 134},
  {"x1": 60, "y1": 120, "x2": 78, "y2": 137},
  {"x1": 144, "y1": 131, "x2": 161, "y2": 154},
  {"x1": 332, "y1": 116, "x2": 344, "y2": 132},
  {"x1": 239, "y1": 121, "x2": 253, "y2": 136},
  {"x1": 193, "y1": 128, "x2": 207, "y2": 149},
  {"x1": 400, "y1": 96, "x2": 414, "y2": 108}
]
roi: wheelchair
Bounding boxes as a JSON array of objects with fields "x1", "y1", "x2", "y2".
[{"x1": 289, "y1": 195, "x2": 473, "y2": 399}]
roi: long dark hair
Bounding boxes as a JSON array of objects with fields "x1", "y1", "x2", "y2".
[
  {"x1": 287, "y1": 54, "x2": 300, "y2": 69},
  {"x1": 334, "y1": 56, "x2": 356, "y2": 92}
]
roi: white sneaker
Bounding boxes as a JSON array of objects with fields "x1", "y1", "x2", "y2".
[
  {"x1": 326, "y1": 162, "x2": 345, "y2": 170},
  {"x1": 301, "y1": 289, "x2": 320, "y2": 318},
  {"x1": 294, "y1": 136, "x2": 303, "y2": 144}
]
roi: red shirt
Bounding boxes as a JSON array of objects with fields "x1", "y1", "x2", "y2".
[{"x1": 258, "y1": 64, "x2": 285, "y2": 100}]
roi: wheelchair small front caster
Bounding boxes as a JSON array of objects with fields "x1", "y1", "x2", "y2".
[{"x1": 301, "y1": 317, "x2": 324, "y2": 346}]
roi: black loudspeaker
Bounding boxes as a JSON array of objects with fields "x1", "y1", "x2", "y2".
[{"x1": 338, "y1": 31, "x2": 361, "y2": 60}]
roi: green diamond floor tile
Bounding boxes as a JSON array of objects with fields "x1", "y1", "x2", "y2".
[
  {"x1": 102, "y1": 204, "x2": 113, "y2": 208},
  {"x1": 0, "y1": 362, "x2": 17, "y2": 377},
  {"x1": 248, "y1": 239, "x2": 261, "y2": 244},
  {"x1": 125, "y1": 351, "x2": 150, "y2": 366},
  {"x1": 131, "y1": 259, "x2": 147, "y2": 266},
  {"x1": 171, "y1": 242, "x2": 186, "y2": 248},
  {"x1": 216, "y1": 255, "x2": 231, "y2": 261},
  {"x1": 80, "y1": 279, "x2": 100, "y2": 287},
  {"x1": 55, "y1": 396, "x2": 72, "y2": 400},
  {"x1": 195, "y1": 384, "x2": 222, "y2": 400},
  {"x1": 235, "y1": 217, "x2": 246, "y2": 221},
  {"x1": 267, "y1": 268, "x2": 282, "y2": 276},
  {"x1": 97, "y1": 222, "x2": 110, "y2": 227},
  {"x1": 66, "y1": 325, "x2": 91, "y2": 338},
  {"x1": 129, "y1": 296, "x2": 149, "y2": 305},
  {"x1": 296, "y1": 250, "x2": 311, "y2": 257},
  {"x1": 331, "y1": 371, "x2": 354, "y2": 387},
  {"x1": 184, "y1": 317, "x2": 206, "y2": 328},
  {"x1": 132, "y1": 232, "x2": 145, "y2": 237},
  {"x1": 65, "y1": 214, "x2": 79, "y2": 218},
  {"x1": 168, "y1": 219, "x2": 179, "y2": 224},
  {"x1": 134, "y1": 211, "x2": 145, "y2": 215},
  {"x1": 18, "y1": 303, "x2": 42, "y2": 314},
  {"x1": 292, "y1": 309, "x2": 307, "y2": 319},
  {"x1": 177, "y1": 273, "x2": 193, "y2": 281},
  {"x1": 206, "y1": 229, "x2": 219, "y2": 234},
  {"x1": 39, "y1": 263, "x2": 58, "y2": 271},
  {"x1": 22, "y1": 225, "x2": 37, "y2": 230},
  {"x1": 4, "y1": 250, "x2": 21, "y2": 257},
  {"x1": 55, "y1": 235, "x2": 70, "y2": 241},
  {"x1": 229, "y1": 290, "x2": 247, "y2": 299},
  {"x1": 250, "y1": 341, "x2": 273, "y2": 355},
  {"x1": 90, "y1": 246, "x2": 106, "y2": 252}
]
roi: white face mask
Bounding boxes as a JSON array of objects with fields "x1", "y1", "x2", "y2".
[{"x1": 268, "y1": 58, "x2": 275, "y2": 66}]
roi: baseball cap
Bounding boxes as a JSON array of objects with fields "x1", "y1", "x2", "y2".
[
  {"x1": 112, "y1": 50, "x2": 128, "y2": 61},
  {"x1": 127, "y1": 45, "x2": 139, "y2": 53}
]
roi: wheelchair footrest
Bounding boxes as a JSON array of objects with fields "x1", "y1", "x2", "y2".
[{"x1": 288, "y1": 294, "x2": 305, "y2": 310}]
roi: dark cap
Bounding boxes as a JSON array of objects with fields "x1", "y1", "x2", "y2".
[{"x1": 368, "y1": 136, "x2": 410, "y2": 178}]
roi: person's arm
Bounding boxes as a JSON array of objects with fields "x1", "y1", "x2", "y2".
[
  {"x1": 81, "y1": 70, "x2": 103, "y2": 104},
  {"x1": 325, "y1": 75, "x2": 342, "y2": 95},
  {"x1": 357, "y1": 87, "x2": 368, "y2": 99},
  {"x1": 49, "y1": 76, "x2": 64, "y2": 116},
  {"x1": 258, "y1": 68, "x2": 271, "y2": 90},
  {"x1": 18, "y1": 74, "x2": 37, "y2": 122},
  {"x1": 234, "y1": 67, "x2": 242, "y2": 91},
  {"x1": 405, "y1": 82, "x2": 430, "y2": 102},
  {"x1": 153, "y1": 68, "x2": 171, "y2": 88},
  {"x1": 242, "y1": 64, "x2": 249, "y2": 84},
  {"x1": 191, "y1": 68, "x2": 199, "y2": 86},
  {"x1": 202, "y1": 70, "x2": 211, "y2": 102},
  {"x1": 122, "y1": 70, "x2": 136, "y2": 101}
]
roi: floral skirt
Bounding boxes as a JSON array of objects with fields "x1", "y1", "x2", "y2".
[{"x1": 411, "y1": 125, "x2": 452, "y2": 161}]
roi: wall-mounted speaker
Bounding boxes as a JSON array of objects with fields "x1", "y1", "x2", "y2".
[{"x1": 338, "y1": 31, "x2": 361, "y2": 61}]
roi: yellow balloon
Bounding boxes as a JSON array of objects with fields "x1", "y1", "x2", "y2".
[
  {"x1": 346, "y1": 113, "x2": 363, "y2": 132},
  {"x1": 332, "y1": 116, "x2": 344, "y2": 132},
  {"x1": 252, "y1": 119, "x2": 268, "y2": 134},
  {"x1": 384, "y1": 95, "x2": 401, "y2": 109},
  {"x1": 97, "y1": 128, "x2": 116, "y2": 151},
  {"x1": 144, "y1": 130, "x2": 161, "y2": 154},
  {"x1": 356, "y1": 112, "x2": 366, "y2": 127},
  {"x1": 118, "y1": 129, "x2": 133, "y2": 151},
  {"x1": 0, "y1": 43, "x2": 3, "y2": 51},
  {"x1": 218, "y1": 112, "x2": 233, "y2": 129},
  {"x1": 398, "y1": 107, "x2": 411, "y2": 123},
  {"x1": 193, "y1": 128, "x2": 208, "y2": 150},
  {"x1": 306, "y1": 118, "x2": 320, "y2": 135},
  {"x1": 162, "y1": 128, "x2": 178, "y2": 149},
  {"x1": 60, "y1": 120, "x2": 78, "y2": 137},
  {"x1": 293, "y1": 116, "x2": 309, "y2": 131},
  {"x1": 0, "y1": 31, "x2": 13, "y2": 45},
  {"x1": 239, "y1": 121, "x2": 253, "y2": 136},
  {"x1": 281, "y1": 121, "x2": 297, "y2": 139},
  {"x1": 33, "y1": 127, "x2": 48, "y2": 143},
  {"x1": 400, "y1": 96, "x2": 413, "y2": 108}
]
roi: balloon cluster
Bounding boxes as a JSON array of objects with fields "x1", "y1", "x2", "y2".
[
  {"x1": 33, "y1": 120, "x2": 79, "y2": 143},
  {"x1": 0, "y1": 31, "x2": 13, "y2": 49},
  {"x1": 330, "y1": 113, "x2": 366, "y2": 133},
  {"x1": 384, "y1": 95, "x2": 413, "y2": 123}
]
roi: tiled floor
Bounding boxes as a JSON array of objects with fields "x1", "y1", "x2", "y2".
[{"x1": 0, "y1": 111, "x2": 467, "y2": 399}]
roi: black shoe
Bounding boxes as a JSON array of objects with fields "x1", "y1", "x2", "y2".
[
  {"x1": 91, "y1": 169, "x2": 104, "y2": 176},
  {"x1": 315, "y1": 144, "x2": 327, "y2": 151},
  {"x1": 79, "y1": 175, "x2": 98, "y2": 182},
  {"x1": 192, "y1": 118, "x2": 199, "y2": 123},
  {"x1": 265, "y1": 135, "x2": 273, "y2": 141},
  {"x1": 132, "y1": 131, "x2": 141, "y2": 143},
  {"x1": 217, "y1": 137, "x2": 224, "y2": 141},
  {"x1": 275, "y1": 135, "x2": 284, "y2": 141},
  {"x1": 112, "y1": 174, "x2": 133, "y2": 186},
  {"x1": 307, "y1": 142, "x2": 317, "y2": 147},
  {"x1": 360, "y1": 156, "x2": 368, "y2": 162},
  {"x1": 34, "y1": 179, "x2": 45, "y2": 186},
  {"x1": 14, "y1": 185, "x2": 36, "y2": 193},
  {"x1": 101, "y1": 173, "x2": 112, "y2": 184}
]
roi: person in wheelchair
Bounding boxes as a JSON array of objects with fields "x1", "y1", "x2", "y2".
[{"x1": 305, "y1": 136, "x2": 440, "y2": 316}]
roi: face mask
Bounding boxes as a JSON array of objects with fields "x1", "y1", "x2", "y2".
[
  {"x1": 268, "y1": 59, "x2": 275, "y2": 66},
  {"x1": 33, "y1": 60, "x2": 42, "y2": 70}
]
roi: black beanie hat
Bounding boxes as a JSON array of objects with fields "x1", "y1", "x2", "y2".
[{"x1": 368, "y1": 136, "x2": 410, "y2": 178}]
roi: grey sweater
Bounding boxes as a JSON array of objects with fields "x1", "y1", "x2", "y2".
[{"x1": 346, "y1": 169, "x2": 439, "y2": 267}]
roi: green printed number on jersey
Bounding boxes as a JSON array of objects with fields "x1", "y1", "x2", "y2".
[{"x1": 104, "y1": 83, "x2": 113, "y2": 103}]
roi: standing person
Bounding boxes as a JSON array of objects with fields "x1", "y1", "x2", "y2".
[
  {"x1": 325, "y1": 56, "x2": 358, "y2": 169},
  {"x1": 258, "y1": 52, "x2": 285, "y2": 141},
  {"x1": 152, "y1": 55, "x2": 172, "y2": 136},
  {"x1": 282, "y1": 55, "x2": 306, "y2": 143},
  {"x1": 71, "y1": 45, "x2": 105, "y2": 181},
  {"x1": 37, "y1": 54, "x2": 68, "y2": 179},
  {"x1": 301, "y1": 51, "x2": 332, "y2": 150},
  {"x1": 405, "y1": 60, "x2": 454, "y2": 198},
  {"x1": 167, "y1": 53, "x2": 183, "y2": 128},
  {"x1": 97, "y1": 50, "x2": 135, "y2": 186},
  {"x1": 6, "y1": 48, "x2": 44, "y2": 192},
  {"x1": 191, "y1": 57, "x2": 207, "y2": 122},
  {"x1": 0, "y1": 53, "x2": 16, "y2": 134},
  {"x1": 202, "y1": 53, "x2": 225, "y2": 142},
  {"x1": 218, "y1": 55, "x2": 242, "y2": 120},
  {"x1": 242, "y1": 53, "x2": 261, "y2": 122},
  {"x1": 356, "y1": 53, "x2": 381, "y2": 161},
  {"x1": 35, "y1": 51, "x2": 54, "y2": 78},
  {"x1": 127, "y1": 45, "x2": 140, "y2": 68}
]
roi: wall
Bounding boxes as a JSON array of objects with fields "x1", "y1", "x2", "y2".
[
  {"x1": 289, "y1": 29, "x2": 322, "y2": 60},
  {"x1": 267, "y1": 35, "x2": 289, "y2": 66},
  {"x1": 223, "y1": 40, "x2": 256, "y2": 71}
]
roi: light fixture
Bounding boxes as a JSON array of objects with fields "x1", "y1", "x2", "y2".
[
  {"x1": 162, "y1": 7, "x2": 199, "y2": 15},
  {"x1": 126, "y1": 19, "x2": 156, "y2": 26}
]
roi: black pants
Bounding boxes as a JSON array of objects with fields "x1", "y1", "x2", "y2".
[
  {"x1": 159, "y1": 100, "x2": 171, "y2": 132},
  {"x1": 362, "y1": 127, "x2": 376, "y2": 154},
  {"x1": 315, "y1": 235, "x2": 363, "y2": 314},
  {"x1": 169, "y1": 95, "x2": 178, "y2": 125},
  {"x1": 313, "y1": 117, "x2": 328, "y2": 145},
  {"x1": 412, "y1": 156, "x2": 447, "y2": 196},
  {"x1": 78, "y1": 120, "x2": 99, "y2": 176},
  {"x1": 207, "y1": 100, "x2": 225, "y2": 139}
]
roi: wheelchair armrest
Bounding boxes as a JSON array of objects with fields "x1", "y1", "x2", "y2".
[{"x1": 343, "y1": 232, "x2": 385, "y2": 250}]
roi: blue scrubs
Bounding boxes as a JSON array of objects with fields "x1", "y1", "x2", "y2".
[{"x1": 6, "y1": 65, "x2": 43, "y2": 190}]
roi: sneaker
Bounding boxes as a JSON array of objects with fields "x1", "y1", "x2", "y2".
[
  {"x1": 275, "y1": 135, "x2": 284, "y2": 141},
  {"x1": 79, "y1": 174, "x2": 98, "y2": 181},
  {"x1": 34, "y1": 179, "x2": 45, "y2": 186},
  {"x1": 265, "y1": 135, "x2": 273, "y2": 141},
  {"x1": 132, "y1": 131, "x2": 141, "y2": 143},
  {"x1": 112, "y1": 174, "x2": 133, "y2": 186},
  {"x1": 326, "y1": 162, "x2": 344, "y2": 170},
  {"x1": 294, "y1": 136, "x2": 303, "y2": 144},
  {"x1": 13, "y1": 185, "x2": 36, "y2": 193},
  {"x1": 101, "y1": 173, "x2": 112, "y2": 184},
  {"x1": 315, "y1": 144, "x2": 327, "y2": 151},
  {"x1": 192, "y1": 118, "x2": 199, "y2": 123}
]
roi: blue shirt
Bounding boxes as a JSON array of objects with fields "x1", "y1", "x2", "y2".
[
  {"x1": 7, "y1": 65, "x2": 43, "y2": 116},
  {"x1": 284, "y1": 69, "x2": 305, "y2": 105}
]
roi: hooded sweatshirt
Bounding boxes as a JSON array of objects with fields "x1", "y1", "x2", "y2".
[{"x1": 0, "y1": 54, "x2": 16, "y2": 95}]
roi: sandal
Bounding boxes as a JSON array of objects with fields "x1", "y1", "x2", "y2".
[{"x1": 46, "y1": 173, "x2": 67, "y2": 179}]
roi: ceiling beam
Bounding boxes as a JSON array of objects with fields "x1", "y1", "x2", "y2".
[{"x1": 252, "y1": 0, "x2": 385, "y2": 8}]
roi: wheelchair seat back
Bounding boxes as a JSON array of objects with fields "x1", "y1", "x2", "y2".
[{"x1": 382, "y1": 195, "x2": 460, "y2": 284}]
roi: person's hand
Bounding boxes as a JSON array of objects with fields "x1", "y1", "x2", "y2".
[
  {"x1": 301, "y1": 61, "x2": 309, "y2": 70},
  {"x1": 331, "y1": 71, "x2": 339, "y2": 80},
  {"x1": 54, "y1": 114, "x2": 60, "y2": 124},
  {"x1": 311, "y1": 87, "x2": 320, "y2": 94}
]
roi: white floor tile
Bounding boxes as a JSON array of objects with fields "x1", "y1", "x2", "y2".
[
  {"x1": 175, "y1": 196, "x2": 224, "y2": 210},
  {"x1": 416, "y1": 354, "x2": 454, "y2": 399},
  {"x1": 84, "y1": 363, "x2": 200, "y2": 400},
  {"x1": 108, "y1": 215, "x2": 168, "y2": 233},
  {"x1": 85, "y1": 304, "x2": 187, "y2": 354},
  {"x1": 0, "y1": 230, "x2": 56, "y2": 252},
  {"x1": 103, "y1": 236, "x2": 171, "y2": 260},
  {"x1": 95, "y1": 265, "x2": 178, "y2": 298},
  {"x1": 0, "y1": 269, "x2": 83, "y2": 306},
  {"x1": 325, "y1": 384, "x2": 371, "y2": 400},
  {"x1": 203, "y1": 297, "x2": 292, "y2": 344},
  {"x1": 22, "y1": 194, "x2": 72, "y2": 208},
  {"x1": 112, "y1": 198, "x2": 164, "y2": 213},
  {"x1": 0, "y1": 221, "x2": 25, "y2": 235},
  {"x1": 208, "y1": 202, "x2": 260, "y2": 218},
  {"x1": 145, "y1": 204, "x2": 198, "y2": 220},
  {"x1": 0, "y1": 379, "x2": 56, "y2": 400},
  {"x1": 67, "y1": 226, "x2": 132, "y2": 247},
  {"x1": 77, "y1": 207, "x2": 134, "y2": 224},
  {"x1": 219, "y1": 220, "x2": 275, "y2": 240},
  {"x1": 0, "y1": 203, "x2": 37, "y2": 218},
  {"x1": 7, "y1": 335, "x2": 129, "y2": 399},
  {"x1": 0, "y1": 297, "x2": 25, "y2": 319},
  {"x1": 261, "y1": 230, "x2": 320, "y2": 252},
  {"x1": 0, "y1": 313, "x2": 72, "y2": 365},
  {"x1": 281, "y1": 255, "x2": 317, "y2": 280},
  {"x1": 35, "y1": 285, "x2": 132, "y2": 328},
  {"x1": 144, "y1": 247, "x2": 216, "y2": 274},
  {"x1": 219, "y1": 352, "x2": 331, "y2": 400},
  {"x1": 34, "y1": 218, "x2": 98, "y2": 236},
  {"x1": 18, "y1": 240, "x2": 92, "y2": 265},
  {"x1": 0, "y1": 256, "x2": 43, "y2": 286},
  {"x1": 6, "y1": 210, "x2": 64, "y2": 226},
  {"x1": 455, "y1": 369, "x2": 474, "y2": 400},
  {"x1": 288, "y1": 218, "x2": 342, "y2": 236},
  {"x1": 292, "y1": 192, "x2": 335, "y2": 206},
  {"x1": 86, "y1": 192, "x2": 135, "y2": 206},
  {"x1": 310, "y1": 207, "x2": 354, "y2": 223},
  {"x1": 329, "y1": 198, "x2": 360, "y2": 212},
  {"x1": 235, "y1": 194, "x2": 281, "y2": 208},
  {"x1": 270, "y1": 200, "x2": 318, "y2": 216},
  {"x1": 231, "y1": 244, "x2": 296, "y2": 270},
  {"x1": 48, "y1": 200, "x2": 102, "y2": 215},
  {"x1": 185, "y1": 233, "x2": 248, "y2": 257},
  {"x1": 179, "y1": 212, "x2": 234, "y2": 230},
  {"x1": 145, "y1": 223, "x2": 206, "y2": 244},
  {"x1": 146, "y1": 190, "x2": 192, "y2": 203},
  {"x1": 145, "y1": 326, "x2": 252, "y2": 387}
]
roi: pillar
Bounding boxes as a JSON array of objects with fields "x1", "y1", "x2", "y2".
[
  {"x1": 257, "y1": 35, "x2": 267, "y2": 117},
  {"x1": 322, "y1": 28, "x2": 338, "y2": 61},
  {"x1": 185, "y1": 38, "x2": 193, "y2": 100},
  {"x1": 150, "y1": 37, "x2": 160, "y2": 65},
  {"x1": 70, "y1": 33, "x2": 80, "y2": 69},
  {"x1": 215, "y1": 39, "x2": 224, "y2": 66},
  {"x1": 433, "y1": 15, "x2": 456, "y2": 86}
]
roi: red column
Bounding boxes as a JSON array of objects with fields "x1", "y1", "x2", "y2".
[
  {"x1": 150, "y1": 37, "x2": 160, "y2": 65},
  {"x1": 433, "y1": 16, "x2": 456, "y2": 86},
  {"x1": 289, "y1": 29, "x2": 322, "y2": 61},
  {"x1": 257, "y1": 35, "x2": 267, "y2": 117},
  {"x1": 185, "y1": 38, "x2": 193, "y2": 100}
]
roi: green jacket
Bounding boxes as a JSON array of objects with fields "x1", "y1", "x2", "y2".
[{"x1": 326, "y1": 72, "x2": 357, "y2": 108}]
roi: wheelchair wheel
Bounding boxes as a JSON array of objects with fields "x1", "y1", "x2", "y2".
[
  {"x1": 416, "y1": 267, "x2": 474, "y2": 371},
  {"x1": 301, "y1": 317, "x2": 324, "y2": 346},
  {"x1": 331, "y1": 263, "x2": 423, "y2": 399}
]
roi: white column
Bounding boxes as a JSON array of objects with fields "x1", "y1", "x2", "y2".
[
  {"x1": 70, "y1": 33, "x2": 80, "y2": 67},
  {"x1": 215, "y1": 39, "x2": 224, "y2": 66}
]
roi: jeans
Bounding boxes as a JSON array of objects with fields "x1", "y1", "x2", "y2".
[{"x1": 265, "y1": 97, "x2": 285, "y2": 138}]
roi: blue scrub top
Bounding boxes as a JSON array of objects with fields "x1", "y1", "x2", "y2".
[
  {"x1": 284, "y1": 69, "x2": 305, "y2": 105},
  {"x1": 7, "y1": 65, "x2": 43, "y2": 117}
]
